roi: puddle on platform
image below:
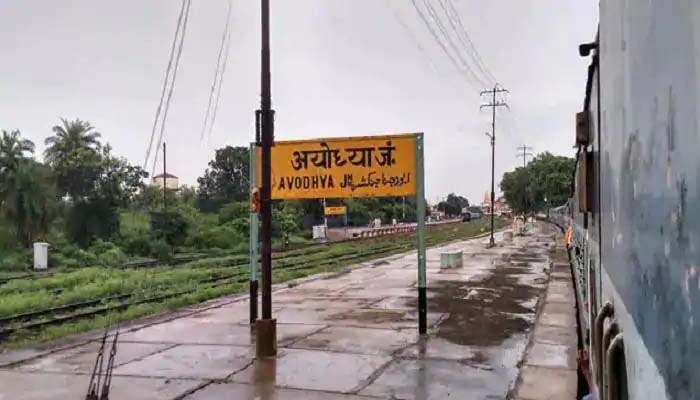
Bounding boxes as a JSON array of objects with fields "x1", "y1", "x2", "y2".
[{"x1": 408, "y1": 251, "x2": 545, "y2": 347}]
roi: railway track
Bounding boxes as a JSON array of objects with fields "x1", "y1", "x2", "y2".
[
  {"x1": 0, "y1": 240, "x2": 416, "y2": 342},
  {"x1": 0, "y1": 220, "x2": 479, "y2": 344}
]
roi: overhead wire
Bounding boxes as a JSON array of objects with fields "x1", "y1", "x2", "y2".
[
  {"x1": 420, "y1": 0, "x2": 487, "y2": 89},
  {"x1": 409, "y1": 0, "x2": 482, "y2": 92},
  {"x1": 383, "y1": 0, "x2": 470, "y2": 100},
  {"x1": 206, "y1": 0, "x2": 233, "y2": 142},
  {"x1": 151, "y1": 0, "x2": 192, "y2": 176},
  {"x1": 200, "y1": 0, "x2": 233, "y2": 142},
  {"x1": 144, "y1": 0, "x2": 188, "y2": 170},
  {"x1": 442, "y1": 0, "x2": 497, "y2": 85}
]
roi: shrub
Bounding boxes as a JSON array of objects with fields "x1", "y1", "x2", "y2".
[
  {"x1": 66, "y1": 200, "x2": 120, "y2": 247},
  {"x1": 48, "y1": 252, "x2": 79, "y2": 269},
  {"x1": 47, "y1": 230, "x2": 80, "y2": 259},
  {"x1": 120, "y1": 211, "x2": 150, "y2": 237},
  {"x1": 273, "y1": 207, "x2": 299, "y2": 236},
  {"x1": 150, "y1": 210, "x2": 189, "y2": 246},
  {"x1": 218, "y1": 202, "x2": 248, "y2": 224},
  {"x1": 74, "y1": 249, "x2": 98, "y2": 267},
  {"x1": 98, "y1": 247, "x2": 127, "y2": 267},
  {"x1": 150, "y1": 239, "x2": 173, "y2": 262},
  {"x1": 122, "y1": 233, "x2": 152, "y2": 257},
  {"x1": 186, "y1": 223, "x2": 243, "y2": 250},
  {"x1": 0, "y1": 252, "x2": 30, "y2": 271}
]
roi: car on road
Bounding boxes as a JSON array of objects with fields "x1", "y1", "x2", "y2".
[
  {"x1": 461, "y1": 213, "x2": 471, "y2": 222},
  {"x1": 467, "y1": 207, "x2": 484, "y2": 219}
]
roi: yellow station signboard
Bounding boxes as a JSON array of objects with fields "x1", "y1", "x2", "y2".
[
  {"x1": 257, "y1": 134, "x2": 417, "y2": 200},
  {"x1": 324, "y1": 206, "x2": 347, "y2": 215}
]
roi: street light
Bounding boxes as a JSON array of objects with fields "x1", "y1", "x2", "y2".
[{"x1": 485, "y1": 132, "x2": 495, "y2": 248}]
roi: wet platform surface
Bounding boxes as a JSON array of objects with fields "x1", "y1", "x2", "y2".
[{"x1": 0, "y1": 224, "x2": 564, "y2": 399}]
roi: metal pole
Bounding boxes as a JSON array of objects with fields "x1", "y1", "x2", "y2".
[
  {"x1": 416, "y1": 133, "x2": 427, "y2": 334},
  {"x1": 249, "y1": 143, "x2": 259, "y2": 324},
  {"x1": 489, "y1": 88, "x2": 496, "y2": 247},
  {"x1": 256, "y1": 0, "x2": 276, "y2": 357},
  {"x1": 323, "y1": 198, "x2": 327, "y2": 227},
  {"x1": 402, "y1": 196, "x2": 406, "y2": 220},
  {"x1": 162, "y1": 142, "x2": 167, "y2": 210}
]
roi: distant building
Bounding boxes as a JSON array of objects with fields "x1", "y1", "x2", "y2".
[
  {"x1": 152, "y1": 172, "x2": 179, "y2": 190},
  {"x1": 481, "y1": 192, "x2": 511, "y2": 215}
]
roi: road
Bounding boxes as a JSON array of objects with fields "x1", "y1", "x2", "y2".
[{"x1": 0, "y1": 222, "x2": 574, "y2": 399}]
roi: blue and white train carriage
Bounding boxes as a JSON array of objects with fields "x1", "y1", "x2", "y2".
[{"x1": 567, "y1": 2, "x2": 700, "y2": 399}]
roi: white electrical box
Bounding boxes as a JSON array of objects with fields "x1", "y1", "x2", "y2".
[{"x1": 33, "y1": 242, "x2": 49, "y2": 270}]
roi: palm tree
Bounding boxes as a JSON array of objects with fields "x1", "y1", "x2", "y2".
[
  {"x1": 0, "y1": 129, "x2": 35, "y2": 174},
  {"x1": 2, "y1": 161, "x2": 55, "y2": 247},
  {"x1": 44, "y1": 118, "x2": 102, "y2": 199},
  {"x1": 0, "y1": 129, "x2": 35, "y2": 201},
  {"x1": 0, "y1": 130, "x2": 52, "y2": 247},
  {"x1": 44, "y1": 118, "x2": 101, "y2": 166}
]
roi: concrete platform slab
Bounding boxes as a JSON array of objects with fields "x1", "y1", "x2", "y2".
[
  {"x1": 120, "y1": 319, "x2": 254, "y2": 346},
  {"x1": 324, "y1": 309, "x2": 444, "y2": 330},
  {"x1": 113, "y1": 344, "x2": 253, "y2": 380},
  {"x1": 0, "y1": 370, "x2": 199, "y2": 400},
  {"x1": 398, "y1": 337, "x2": 483, "y2": 361},
  {"x1": 231, "y1": 348, "x2": 390, "y2": 393},
  {"x1": 370, "y1": 296, "x2": 416, "y2": 310},
  {"x1": 545, "y1": 289, "x2": 571, "y2": 303},
  {"x1": 538, "y1": 309, "x2": 576, "y2": 328},
  {"x1": 542, "y1": 301, "x2": 575, "y2": 315},
  {"x1": 532, "y1": 324, "x2": 577, "y2": 347},
  {"x1": 186, "y1": 382, "x2": 376, "y2": 399},
  {"x1": 524, "y1": 342, "x2": 576, "y2": 369},
  {"x1": 360, "y1": 358, "x2": 510, "y2": 400},
  {"x1": 515, "y1": 365, "x2": 577, "y2": 399},
  {"x1": 17, "y1": 341, "x2": 173, "y2": 373},
  {"x1": 272, "y1": 297, "x2": 378, "y2": 310},
  {"x1": 290, "y1": 326, "x2": 418, "y2": 356}
]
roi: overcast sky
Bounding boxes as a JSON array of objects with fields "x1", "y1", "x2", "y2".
[{"x1": 0, "y1": 0, "x2": 598, "y2": 204}]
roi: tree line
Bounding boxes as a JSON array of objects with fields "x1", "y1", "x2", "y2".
[
  {"x1": 499, "y1": 152, "x2": 575, "y2": 215},
  {"x1": 0, "y1": 122, "x2": 436, "y2": 270}
]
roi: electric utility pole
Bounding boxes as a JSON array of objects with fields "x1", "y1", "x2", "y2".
[
  {"x1": 256, "y1": 0, "x2": 276, "y2": 357},
  {"x1": 480, "y1": 84, "x2": 509, "y2": 248},
  {"x1": 516, "y1": 145, "x2": 533, "y2": 168}
]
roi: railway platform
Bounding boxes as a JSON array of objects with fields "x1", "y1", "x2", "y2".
[{"x1": 0, "y1": 223, "x2": 575, "y2": 399}]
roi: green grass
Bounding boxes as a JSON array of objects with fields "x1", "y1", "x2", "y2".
[{"x1": 1, "y1": 218, "x2": 505, "y2": 348}]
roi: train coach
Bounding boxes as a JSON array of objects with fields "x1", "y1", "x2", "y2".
[{"x1": 564, "y1": 2, "x2": 700, "y2": 400}]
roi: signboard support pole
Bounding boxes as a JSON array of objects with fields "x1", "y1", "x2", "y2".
[
  {"x1": 416, "y1": 133, "x2": 427, "y2": 335},
  {"x1": 249, "y1": 143, "x2": 258, "y2": 324},
  {"x1": 255, "y1": 0, "x2": 276, "y2": 357}
]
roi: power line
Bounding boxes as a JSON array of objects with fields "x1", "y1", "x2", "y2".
[
  {"x1": 436, "y1": 0, "x2": 487, "y2": 85},
  {"x1": 152, "y1": 0, "x2": 192, "y2": 176},
  {"x1": 421, "y1": 0, "x2": 487, "y2": 89},
  {"x1": 409, "y1": 0, "x2": 482, "y2": 92},
  {"x1": 200, "y1": 0, "x2": 233, "y2": 142},
  {"x1": 442, "y1": 0, "x2": 496, "y2": 85},
  {"x1": 516, "y1": 145, "x2": 534, "y2": 168},
  {"x1": 206, "y1": 0, "x2": 233, "y2": 141},
  {"x1": 384, "y1": 0, "x2": 470, "y2": 99},
  {"x1": 144, "y1": 0, "x2": 188, "y2": 169}
]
